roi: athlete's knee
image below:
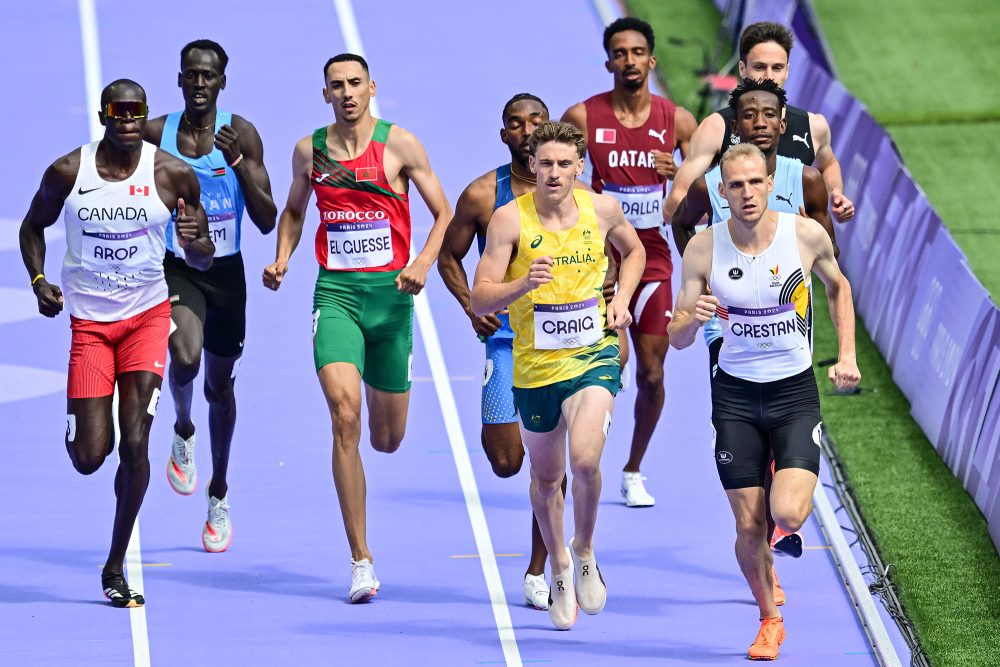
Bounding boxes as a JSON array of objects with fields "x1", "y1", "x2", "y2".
[
  {"x1": 487, "y1": 450, "x2": 523, "y2": 478},
  {"x1": 734, "y1": 512, "x2": 768, "y2": 542},
  {"x1": 170, "y1": 346, "x2": 201, "y2": 384},
  {"x1": 330, "y1": 406, "x2": 362, "y2": 445},
  {"x1": 482, "y1": 430, "x2": 524, "y2": 478},
  {"x1": 370, "y1": 433, "x2": 403, "y2": 454},
  {"x1": 531, "y1": 467, "x2": 564, "y2": 495},
  {"x1": 569, "y1": 456, "x2": 600, "y2": 482},
  {"x1": 771, "y1": 500, "x2": 811, "y2": 534},
  {"x1": 635, "y1": 364, "x2": 664, "y2": 392},
  {"x1": 68, "y1": 444, "x2": 106, "y2": 475},
  {"x1": 204, "y1": 377, "x2": 236, "y2": 410}
]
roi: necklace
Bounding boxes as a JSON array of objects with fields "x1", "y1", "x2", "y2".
[
  {"x1": 510, "y1": 167, "x2": 535, "y2": 185},
  {"x1": 182, "y1": 112, "x2": 213, "y2": 132}
]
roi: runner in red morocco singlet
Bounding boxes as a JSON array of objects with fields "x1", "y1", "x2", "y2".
[
  {"x1": 18, "y1": 79, "x2": 213, "y2": 608},
  {"x1": 563, "y1": 16, "x2": 697, "y2": 507},
  {"x1": 262, "y1": 54, "x2": 452, "y2": 604}
]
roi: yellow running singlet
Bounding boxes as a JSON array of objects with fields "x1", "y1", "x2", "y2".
[{"x1": 505, "y1": 190, "x2": 619, "y2": 388}]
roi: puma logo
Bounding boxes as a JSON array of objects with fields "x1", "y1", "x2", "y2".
[
  {"x1": 648, "y1": 128, "x2": 667, "y2": 144},
  {"x1": 793, "y1": 131, "x2": 810, "y2": 147},
  {"x1": 775, "y1": 192, "x2": 793, "y2": 206}
]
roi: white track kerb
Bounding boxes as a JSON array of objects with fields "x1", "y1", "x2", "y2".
[
  {"x1": 77, "y1": 1, "x2": 152, "y2": 665},
  {"x1": 332, "y1": 1, "x2": 523, "y2": 665}
]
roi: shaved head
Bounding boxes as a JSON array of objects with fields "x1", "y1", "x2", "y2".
[{"x1": 100, "y1": 79, "x2": 145, "y2": 107}]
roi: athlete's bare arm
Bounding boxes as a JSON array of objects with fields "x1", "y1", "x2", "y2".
[
  {"x1": 155, "y1": 151, "x2": 214, "y2": 271},
  {"x1": 18, "y1": 151, "x2": 78, "y2": 317},
  {"x1": 671, "y1": 175, "x2": 712, "y2": 256},
  {"x1": 667, "y1": 230, "x2": 717, "y2": 350},
  {"x1": 674, "y1": 106, "x2": 698, "y2": 159},
  {"x1": 796, "y1": 217, "x2": 860, "y2": 389},
  {"x1": 802, "y1": 165, "x2": 838, "y2": 256},
  {"x1": 224, "y1": 115, "x2": 277, "y2": 234},
  {"x1": 809, "y1": 112, "x2": 854, "y2": 222},
  {"x1": 663, "y1": 111, "x2": 727, "y2": 218},
  {"x1": 263, "y1": 136, "x2": 312, "y2": 291},
  {"x1": 561, "y1": 103, "x2": 588, "y2": 142},
  {"x1": 595, "y1": 193, "x2": 644, "y2": 329},
  {"x1": 387, "y1": 125, "x2": 453, "y2": 295},
  {"x1": 438, "y1": 171, "x2": 501, "y2": 336},
  {"x1": 471, "y1": 202, "x2": 532, "y2": 316}
]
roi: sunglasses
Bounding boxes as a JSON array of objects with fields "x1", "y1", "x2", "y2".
[{"x1": 103, "y1": 101, "x2": 148, "y2": 120}]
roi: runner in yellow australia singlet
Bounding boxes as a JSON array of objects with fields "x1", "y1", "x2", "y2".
[
  {"x1": 471, "y1": 121, "x2": 645, "y2": 631},
  {"x1": 506, "y1": 189, "x2": 619, "y2": 394}
]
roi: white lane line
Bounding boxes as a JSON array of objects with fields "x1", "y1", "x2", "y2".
[
  {"x1": 77, "y1": 2, "x2": 151, "y2": 664},
  {"x1": 331, "y1": 2, "x2": 522, "y2": 665},
  {"x1": 78, "y1": 0, "x2": 103, "y2": 142}
]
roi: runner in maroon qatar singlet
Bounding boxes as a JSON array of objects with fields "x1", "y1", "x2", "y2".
[
  {"x1": 561, "y1": 16, "x2": 699, "y2": 509},
  {"x1": 584, "y1": 91, "x2": 676, "y2": 336}
]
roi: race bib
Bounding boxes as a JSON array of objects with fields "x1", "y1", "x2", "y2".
[
  {"x1": 174, "y1": 211, "x2": 237, "y2": 258},
  {"x1": 724, "y1": 303, "x2": 802, "y2": 352},
  {"x1": 533, "y1": 297, "x2": 602, "y2": 350},
  {"x1": 602, "y1": 182, "x2": 663, "y2": 230},
  {"x1": 326, "y1": 220, "x2": 393, "y2": 269},
  {"x1": 81, "y1": 228, "x2": 150, "y2": 278},
  {"x1": 206, "y1": 212, "x2": 238, "y2": 256}
]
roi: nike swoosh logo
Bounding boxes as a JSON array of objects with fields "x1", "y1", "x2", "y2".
[
  {"x1": 78, "y1": 186, "x2": 104, "y2": 195},
  {"x1": 154, "y1": 361, "x2": 165, "y2": 368}
]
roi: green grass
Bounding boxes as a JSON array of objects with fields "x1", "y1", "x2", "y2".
[
  {"x1": 813, "y1": 0, "x2": 1000, "y2": 298},
  {"x1": 887, "y1": 122, "x2": 1000, "y2": 297},
  {"x1": 626, "y1": 0, "x2": 1000, "y2": 663},
  {"x1": 624, "y1": 0, "x2": 730, "y2": 115},
  {"x1": 811, "y1": 286, "x2": 1000, "y2": 666},
  {"x1": 813, "y1": 0, "x2": 1000, "y2": 124}
]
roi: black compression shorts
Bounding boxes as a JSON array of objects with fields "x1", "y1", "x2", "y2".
[
  {"x1": 711, "y1": 366, "x2": 822, "y2": 490},
  {"x1": 164, "y1": 251, "x2": 246, "y2": 357}
]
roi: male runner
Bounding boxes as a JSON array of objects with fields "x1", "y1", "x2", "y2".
[
  {"x1": 673, "y1": 78, "x2": 835, "y2": 602},
  {"x1": 472, "y1": 121, "x2": 645, "y2": 630},
  {"x1": 668, "y1": 143, "x2": 860, "y2": 659},
  {"x1": 665, "y1": 21, "x2": 855, "y2": 223},
  {"x1": 436, "y1": 93, "x2": 553, "y2": 609},
  {"x1": 145, "y1": 39, "x2": 277, "y2": 552},
  {"x1": 563, "y1": 16, "x2": 697, "y2": 506},
  {"x1": 262, "y1": 54, "x2": 452, "y2": 603},
  {"x1": 437, "y1": 93, "x2": 627, "y2": 610},
  {"x1": 19, "y1": 79, "x2": 213, "y2": 607}
]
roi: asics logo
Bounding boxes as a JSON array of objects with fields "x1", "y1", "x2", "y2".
[
  {"x1": 793, "y1": 131, "x2": 810, "y2": 147},
  {"x1": 530, "y1": 235, "x2": 543, "y2": 249},
  {"x1": 647, "y1": 128, "x2": 667, "y2": 144}
]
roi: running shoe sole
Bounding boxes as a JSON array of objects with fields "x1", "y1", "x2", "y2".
[
  {"x1": 773, "y1": 533, "x2": 803, "y2": 558},
  {"x1": 350, "y1": 587, "x2": 378, "y2": 604}
]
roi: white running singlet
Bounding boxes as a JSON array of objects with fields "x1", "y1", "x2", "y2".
[
  {"x1": 62, "y1": 141, "x2": 171, "y2": 322},
  {"x1": 709, "y1": 212, "x2": 812, "y2": 382}
]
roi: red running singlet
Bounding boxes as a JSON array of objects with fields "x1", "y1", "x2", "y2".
[{"x1": 312, "y1": 119, "x2": 411, "y2": 272}]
